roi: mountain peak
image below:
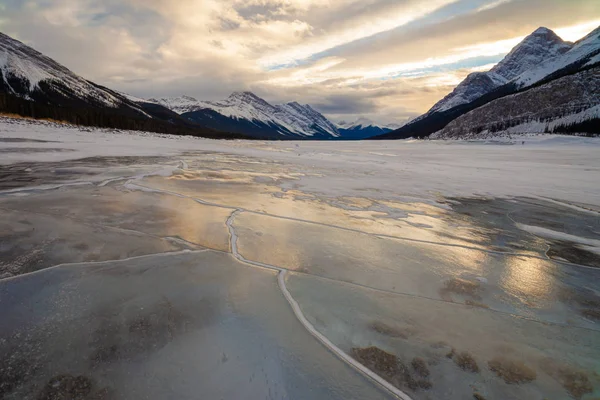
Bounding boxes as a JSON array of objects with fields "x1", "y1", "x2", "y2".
[
  {"x1": 532, "y1": 27, "x2": 553, "y2": 35},
  {"x1": 338, "y1": 117, "x2": 384, "y2": 129},
  {"x1": 346, "y1": 117, "x2": 375, "y2": 128},
  {"x1": 491, "y1": 26, "x2": 571, "y2": 80},
  {"x1": 523, "y1": 26, "x2": 567, "y2": 46},
  {"x1": 181, "y1": 95, "x2": 198, "y2": 101},
  {"x1": 229, "y1": 91, "x2": 260, "y2": 100},
  {"x1": 423, "y1": 26, "x2": 573, "y2": 115},
  {"x1": 336, "y1": 117, "x2": 395, "y2": 139},
  {"x1": 226, "y1": 91, "x2": 273, "y2": 107}
]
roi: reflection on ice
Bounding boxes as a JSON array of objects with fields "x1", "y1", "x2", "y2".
[
  {"x1": 445, "y1": 196, "x2": 600, "y2": 266},
  {"x1": 137, "y1": 172, "x2": 498, "y2": 251},
  {"x1": 0, "y1": 186, "x2": 233, "y2": 254},
  {"x1": 232, "y1": 211, "x2": 600, "y2": 328},
  {"x1": 502, "y1": 255, "x2": 557, "y2": 308}
]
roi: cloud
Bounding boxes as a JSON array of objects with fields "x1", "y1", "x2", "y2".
[
  {"x1": 0, "y1": 0, "x2": 599, "y2": 125},
  {"x1": 312, "y1": 94, "x2": 378, "y2": 115}
]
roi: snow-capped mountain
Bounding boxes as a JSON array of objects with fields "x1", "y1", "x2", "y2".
[
  {"x1": 431, "y1": 26, "x2": 600, "y2": 139},
  {"x1": 153, "y1": 92, "x2": 341, "y2": 138},
  {"x1": 515, "y1": 26, "x2": 600, "y2": 88},
  {"x1": 431, "y1": 67, "x2": 600, "y2": 139},
  {"x1": 492, "y1": 27, "x2": 572, "y2": 80},
  {"x1": 337, "y1": 117, "x2": 377, "y2": 129},
  {"x1": 277, "y1": 101, "x2": 340, "y2": 138},
  {"x1": 375, "y1": 25, "x2": 600, "y2": 140},
  {"x1": 427, "y1": 27, "x2": 572, "y2": 115},
  {"x1": 336, "y1": 118, "x2": 396, "y2": 139},
  {"x1": 0, "y1": 32, "x2": 145, "y2": 114},
  {"x1": 146, "y1": 95, "x2": 201, "y2": 114}
]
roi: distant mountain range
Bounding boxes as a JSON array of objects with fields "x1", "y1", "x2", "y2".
[
  {"x1": 374, "y1": 25, "x2": 600, "y2": 139},
  {"x1": 336, "y1": 118, "x2": 399, "y2": 139},
  {"x1": 148, "y1": 94, "x2": 392, "y2": 139},
  {"x1": 149, "y1": 92, "x2": 340, "y2": 139}
]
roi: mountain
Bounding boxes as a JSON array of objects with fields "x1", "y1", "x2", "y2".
[
  {"x1": 337, "y1": 118, "x2": 381, "y2": 129},
  {"x1": 146, "y1": 95, "x2": 202, "y2": 114},
  {"x1": 153, "y1": 92, "x2": 342, "y2": 139},
  {"x1": 432, "y1": 67, "x2": 599, "y2": 139},
  {"x1": 277, "y1": 101, "x2": 340, "y2": 137},
  {"x1": 427, "y1": 27, "x2": 571, "y2": 116},
  {"x1": 514, "y1": 26, "x2": 600, "y2": 88},
  {"x1": 336, "y1": 118, "x2": 395, "y2": 139},
  {"x1": 153, "y1": 91, "x2": 397, "y2": 140},
  {"x1": 375, "y1": 26, "x2": 600, "y2": 140},
  {"x1": 0, "y1": 32, "x2": 245, "y2": 139},
  {"x1": 0, "y1": 32, "x2": 147, "y2": 113}
]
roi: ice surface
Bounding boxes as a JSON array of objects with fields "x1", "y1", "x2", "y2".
[
  {"x1": 1, "y1": 117, "x2": 600, "y2": 206},
  {"x1": 0, "y1": 252, "x2": 393, "y2": 399},
  {"x1": 1, "y1": 117, "x2": 600, "y2": 399},
  {"x1": 0, "y1": 186, "x2": 233, "y2": 253},
  {"x1": 285, "y1": 272, "x2": 600, "y2": 400},
  {"x1": 0, "y1": 208, "x2": 189, "y2": 279}
]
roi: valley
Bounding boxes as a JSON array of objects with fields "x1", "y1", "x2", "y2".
[
  {"x1": 1, "y1": 7, "x2": 600, "y2": 400},
  {"x1": 1, "y1": 117, "x2": 599, "y2": 399}
]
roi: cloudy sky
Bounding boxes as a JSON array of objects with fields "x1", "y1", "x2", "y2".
[{"x1": 1, "y1": 0, "x2": 599, "y2": 124}]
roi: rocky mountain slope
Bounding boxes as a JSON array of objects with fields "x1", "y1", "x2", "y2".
[{"x1": 375, "y1": 25, "x2": 600, "y2": 140}]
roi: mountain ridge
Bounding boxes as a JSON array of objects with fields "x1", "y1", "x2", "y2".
[
  {"x1": 152, "y1": 92, "x2": 391, "y2": 139},
  {"x1": 426, "y1": 26, "x2": 572, "y2": 116},
  {"x1": 373, "y1": 25, "x2": 600, "y2": 140}
]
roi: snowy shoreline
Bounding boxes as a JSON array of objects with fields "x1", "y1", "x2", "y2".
[{"x1": 2, "y1": 116, "x2": 600, "y2": 207}]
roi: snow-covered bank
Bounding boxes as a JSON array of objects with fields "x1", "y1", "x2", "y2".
[{"x1": 2, "y1": 116, "x2": 600, "y2": 207}]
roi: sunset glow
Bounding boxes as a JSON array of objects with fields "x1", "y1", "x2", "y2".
[{"x1": 2, "y1": 0, "x2": 598, "y2": 124}]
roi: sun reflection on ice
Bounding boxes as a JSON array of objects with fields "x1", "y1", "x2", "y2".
[{"x1": 501, "y1": 256, "x2": 557, "y2": 308}]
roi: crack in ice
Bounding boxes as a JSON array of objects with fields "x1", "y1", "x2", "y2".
[
  {"x1": 278, "y1": 270, "x2": 413, "y2": 400},
  {"x1": 226, "y1": 208, "x2": 413, "y2": 399},
  {"x1": 226, "y1": 209, "x2": 281, "y2": 272},
  {"x1": 0, "y1": 249, "x2": 210, "y2": 282}
]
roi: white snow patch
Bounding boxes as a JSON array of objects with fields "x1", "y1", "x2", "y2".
[
  {"x1": 516, "y1": 223, "x2": 600, "y2": 249},
  {"x1": 586, "y1": 51, "x2": 600, "y2": 67}
]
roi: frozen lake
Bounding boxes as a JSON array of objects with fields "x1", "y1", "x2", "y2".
[{"x1": 1, "y1": 117, "x2": 600, "y2": 400}]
